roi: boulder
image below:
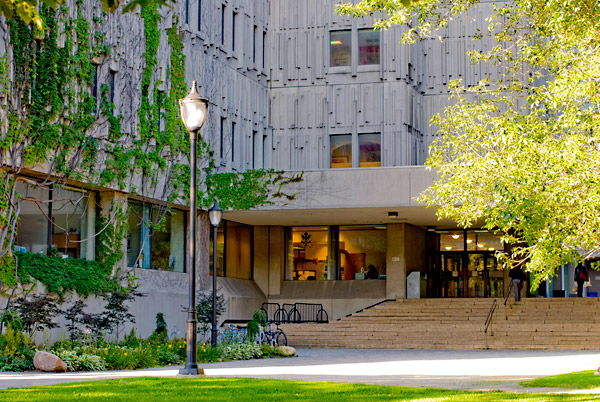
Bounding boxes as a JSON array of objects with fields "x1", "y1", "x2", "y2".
[
  {"x1": 276, "y1": 346, "x2": 296, "y2": 356},
  {"x1": 33, "y1": 351, "x2": 68, "y2": 372}
]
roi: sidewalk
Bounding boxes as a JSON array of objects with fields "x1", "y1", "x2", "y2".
[{"x1": 1, "y1": 349, "x2": 600, "y2": 394}]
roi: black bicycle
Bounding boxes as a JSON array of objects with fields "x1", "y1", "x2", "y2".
[{"x1": 261, "y1": 323, "x2": 287, "y2": 347}]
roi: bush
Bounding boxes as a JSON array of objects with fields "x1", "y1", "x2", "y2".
[
  {"x1": 55, "y1": 349, "x2": 106, "y2": 371},
  {"x1": 260, "y1": 343, "x2": 288, "y2": 358},
  {"x1": 221, "y1": 341, "x2": 262, "y2": 361},
  {"x1": 0, "y1": 324, "x2": 36, "y2": 372},
  {"x1": 197, "y1": 343, "x2": 223, "y2": 363}
]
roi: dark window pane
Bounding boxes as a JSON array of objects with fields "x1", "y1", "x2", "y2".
[
  {"x1": 359, "y1": 133, "x2": 381, "y2": 167},
  {"x1": 358, "y1": 29, "x2": 380, "y2": 65},
  {"x1": 330, "y1": 134, "x2": 352, "y2": 168},
  {"x1": 330, "y1": 31, "x2": 351, "y2": 67}
]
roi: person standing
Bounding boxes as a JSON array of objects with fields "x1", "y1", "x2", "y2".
[
  {"x1": 575, "y1": 263, "x2": 589, "y2": 297},
  {"x1": 509, "y1": 266, "x2": 526, "y2": 301}
]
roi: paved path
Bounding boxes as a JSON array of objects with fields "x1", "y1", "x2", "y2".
[{"x1": 1, "y1": 349, "x2": 600, "y2": 394}]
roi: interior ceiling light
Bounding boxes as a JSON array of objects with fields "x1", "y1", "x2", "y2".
[
  {"x1": 488, "y1": 247, "x2": 495, "y2": 251},
  {"x1": 330, "y1": 40, "x2": 342, "y2": 45},
  {"x1": 466, "y1": 239, "x2": 473, "y2": 244},
  {"x1": 445, "y1": 246, "x2": 452, "y2": 250},
  {"x1": 452, "y1": 234, "x2": 460, "y2": 239},
  {"x1": 477, "y1": 243, "x2": 484, "y2": 248}
]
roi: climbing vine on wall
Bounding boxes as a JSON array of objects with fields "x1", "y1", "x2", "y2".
[{"x1": 0, "y1": 1, "x2": 301, "y2": 296}]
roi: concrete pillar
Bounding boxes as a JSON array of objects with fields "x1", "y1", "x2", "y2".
[
  {"x1": 98, "y1": 191, "x2": 128, "y2": 275},
  {"x1": 253, "y1": 226, "x2": 270, "y2": 296},
  {"x1": 268, "y1": 226, "x2": 284, "y2": 297},
  {"x1": 386, "y1": 223, "x2": 406, "y2": 299}
]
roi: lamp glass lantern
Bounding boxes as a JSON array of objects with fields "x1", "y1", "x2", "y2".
[
  {"x1": 209, "y1": 201, "x2": 223, "y2": 227},
  {"x1": 179, "y1": 81, "x2": 209, "y2": 133}
]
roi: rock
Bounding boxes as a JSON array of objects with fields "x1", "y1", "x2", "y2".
[
  {"x1": 277, "y1": 346, "x2": 296, "y2": 356},
  {"x1": 33, "y1": 351, "x2": 68, "y2": 372}
]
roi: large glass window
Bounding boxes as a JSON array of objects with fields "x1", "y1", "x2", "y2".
[
  {"x1": 127, "y1": 204, "x2": 185, "y2": 273},
  {"x1": 16, "y1": 183, "x2": 94, "y2": 259},
  {"x1": 358, "y1": 29, "x2": 380, "y2": 65},
  {"x1": 359, "y1": 133, "x2": 381, "y2": 167},
  {"x1": 210, "y1": 220, "x2": 252, "y2": 279},
  {"x1": 340, "y1": 226, "x2": 386, "y2": 280},
  {"x1": 330, "y1": 30, "x2": 351, "y2": 67},
  {"x1": 286, "y1": 226, "x2": 386, "y2": 281},
  {"x1": 330, "y1": 135, "x2": 352, "y2": 168}
]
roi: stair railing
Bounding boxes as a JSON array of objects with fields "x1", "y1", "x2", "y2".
[
  {"x1": 504, "y1": 281, "x2": 514, "y2": 305},
  {"x1": 483, "y1": 298, "x2": 497, "y2": 349}
]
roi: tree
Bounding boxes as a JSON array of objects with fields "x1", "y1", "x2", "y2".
[
  {"x1": 337, "y1": 0, "x2": 600, "y2": 287},
  {"x1": 0, "y1": 0, "x2": 171, "y2": 30}
]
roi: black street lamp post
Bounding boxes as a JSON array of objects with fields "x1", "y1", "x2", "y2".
[
  {"x1": 208, "y1": 201, "x2": 223, "y2": 347},
  {"x1": 178, "y1": 81, "x2": 209, "y2": 376}
]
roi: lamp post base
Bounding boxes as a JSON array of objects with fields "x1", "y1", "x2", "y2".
[{"x1": 178, "y1": 365, "x2": 204, "y2": 376}]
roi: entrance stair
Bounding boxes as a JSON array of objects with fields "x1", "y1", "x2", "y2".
[{"x1": 279, "y1": 298, "x2": 600, "y2": 350}]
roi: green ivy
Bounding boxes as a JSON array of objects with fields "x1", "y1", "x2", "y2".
[{"x1": 15, "y1": 252, "x2": 117, "y2": 298}]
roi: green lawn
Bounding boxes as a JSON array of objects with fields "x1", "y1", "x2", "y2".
[
  {"x1": 1, "y1": 377, "x2": 599, "y2": 401},
  {"x1": 521, "y1": 370, "x2": 600, "y2": 390}
]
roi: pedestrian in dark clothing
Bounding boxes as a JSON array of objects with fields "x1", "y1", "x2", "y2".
[
  {"x1": 575, "y1": 263, "x2": 589, "y2": 297},
  {"x1": 509, "y1": 266, "x2": 526, "y2": 301}
]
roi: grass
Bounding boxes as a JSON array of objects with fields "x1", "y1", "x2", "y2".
[
  {"x1": 521, "y1": 370, "x2": 600, "y2": 389},
  {"x1": 1, "y1": 377, "x2": 600, "y2": 401}
]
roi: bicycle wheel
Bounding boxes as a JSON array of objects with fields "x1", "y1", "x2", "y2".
[{"x1": 275, "y1": 330, "x2": 287, "y2": 346}]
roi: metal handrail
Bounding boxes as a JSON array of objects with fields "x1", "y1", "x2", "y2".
[
  {"x1": 483, "y1": 298, "x2": 497, "y2": 349},
  {"x1": 504, "y1": 281, "x2": 514, "y2": 306}
]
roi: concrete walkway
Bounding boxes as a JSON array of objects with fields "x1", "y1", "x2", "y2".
[{"x1": 1, "y1": 349, "x2": 600, "y2": 394}]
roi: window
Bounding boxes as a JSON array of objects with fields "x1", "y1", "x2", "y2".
[
  {"x1": 285, "y1": 226, "x2": 387, "y2": 281},
  {"x1": 197, "y1": 0, "x2": 201, "y2": 31},
  {"x1": 330, "y1": 30, "x2": 351, "y2": 67},
  {"x1": 232, "y1": 12, "x2": 237, "y2": 51},
  {"x1": 330, "y1": 134, "x2": 352, "y2": 168},
  {"x1": 253, "y1": 25, "x2": 257, "y2": 63},
  {"x1": 185, "y1": 0, "x2": 189, "y2": 24},
  {"x1": 358, "y1": 29, "x2": 380, "y2": 65},
  {"x1": 127, "y1": 204, "x2": 185, "y2": 273},
  {"x1": 210, "y1": 220, "x2": 252, "y2": 279},
  {"x1": 16, "y1": 183, "x2": 95, "y2": 259},
  {"x1": 220, "y1": 117, "x2": 225, "y2": 159},
  {"x1": 331, "y1": 133, "x2": 381, "y2": 168},
  {"x1": 221, "y1": 5, "x2": 225, "y2": 46},
  {"x1": 359, "y1": 133, "x2": 381, "y2": 167},
  {"x1": 231, "y1": 122, "x2": 235, "y2": 162},
  {"x1": 329, "y1": 28, "x2": 380, "y2": 69},
  {"x1": 262, "y1": 31, "x2": 266, "y2": 69}
]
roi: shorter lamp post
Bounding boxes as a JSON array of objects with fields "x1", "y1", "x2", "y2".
[
  {"x1": 179, "y1": 81, "x2": 209, "y2": 376},
  {"x1": 208, "y1": 200, "x2": 223, "y2": 347}
]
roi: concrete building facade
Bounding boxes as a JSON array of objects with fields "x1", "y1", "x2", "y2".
[{"x1": 2, "y1": 0, "x2": 591, "y2": 340}]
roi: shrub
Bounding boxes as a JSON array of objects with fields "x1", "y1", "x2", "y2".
[
  {"x1": 197, "y1": 342, "x2": 223, "y2": 363},
  {"x1": 0, "y1": 324, "x2": 36, "y2": 372},
  {"x1": 221, "y1": 341, "x2": 262, "y2": 361},
  {"x1": 12, "y1": 295, "x2": 62, "y2": 337},
  {"x1": 55, "y1": 349, "x2": 106, "y2": 371},
  {"x1": 260, "y1": 343, "x2": 288, "y2": 358}
]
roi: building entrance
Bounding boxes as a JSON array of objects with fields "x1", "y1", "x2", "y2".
[{"x1": 428, "y1": 230, "x2": 506, "y2": 298}]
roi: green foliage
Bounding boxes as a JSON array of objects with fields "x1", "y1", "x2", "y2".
[
  {"x1": 246, "y1": 309, "x2": 267, "y2": 342},
  {"x1": 15, "y1": 252, "x2": 116, "y2": 298},
  {"x1": 55, "y1": 349, "x2": 106, "y2": 371},
  {"x1": 99, "y1": 285, "x2": 144, "y2": 340},
  {"x1": 148, "y1": 312, "x2": 168, "y2": 342},
  {"x1": 339, "y1": 0, "x2": 600, "y2": 286},
  {"x1": 12, "y1": 294, "x2": 62, "y2": 336},
  {"x1": 0, "y1": 324, "x2": 35, "y2": 372},
  {"x1": 259, "y1": 343, "x2": 289, "y2": 358},
  {"x1": 220, "y1": 341, "x2": 262, "y2": 361},
  {"x1": 196, "y1": 291, "x2": 226, "y2": 341}
]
